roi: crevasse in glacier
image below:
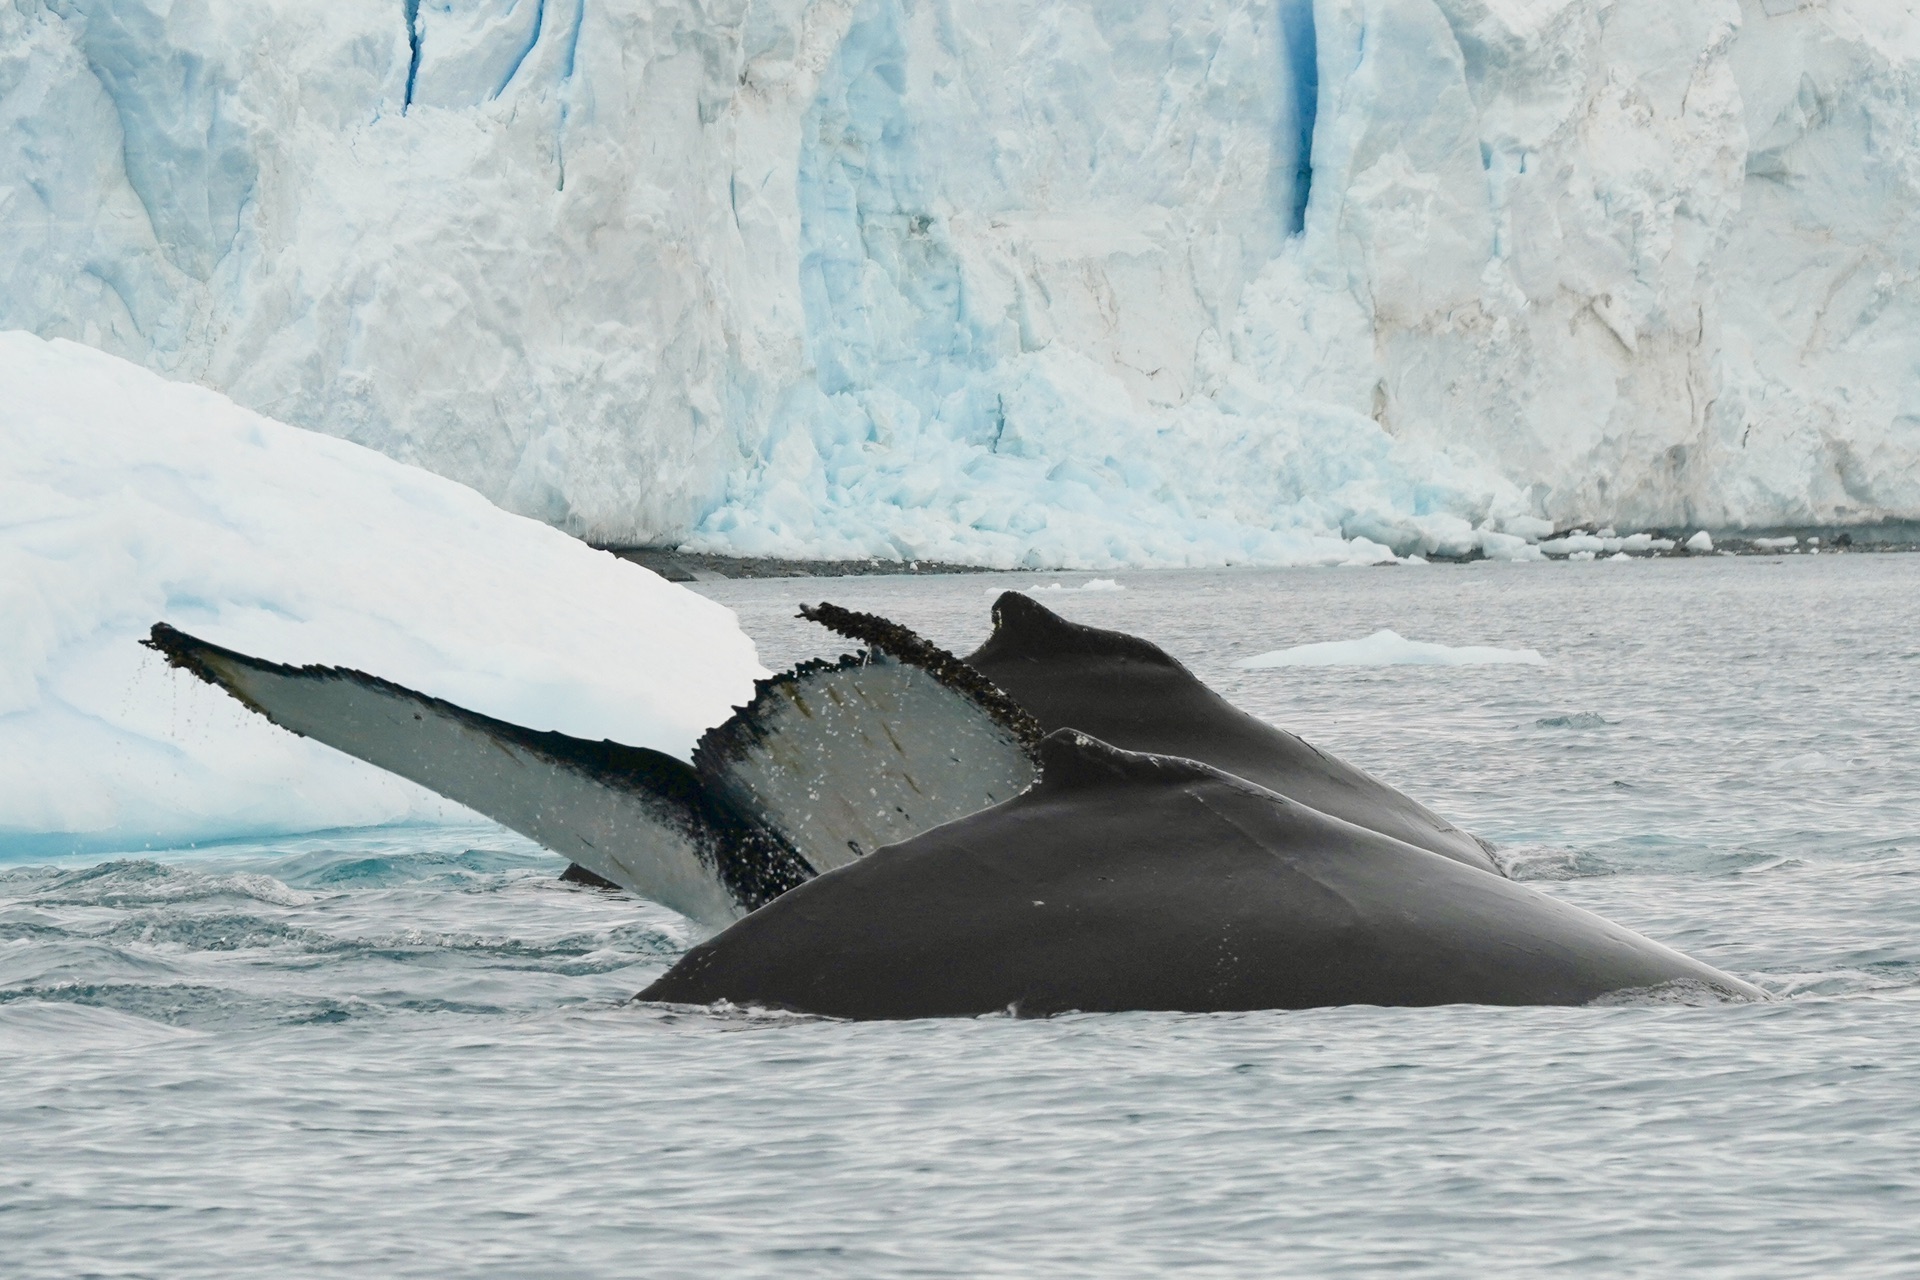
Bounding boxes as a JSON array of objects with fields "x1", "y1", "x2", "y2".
[{"x1": 4, "y1": 0, "x2": 1917, "y2": 565}]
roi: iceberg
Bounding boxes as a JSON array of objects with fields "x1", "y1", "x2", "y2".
[
  {"x1": 0, "y1": 332, "x2": 763, "y2": 857},
  {"x1": 1025, "y1": 579, "x2": 1124, "y2": 594},
  {"x1": 1535, "y1": 712, "x2": 1611, "y2": 729},
  {"x1": 1238, "y1": 629, "x2": 1547, "y2": 668},
  {"x1": 1537, "y1": 531, "x2": 1677, "y2": 557},
  {"x1": 4, "y1": 1, "x2": 1919, "y2": 565}
]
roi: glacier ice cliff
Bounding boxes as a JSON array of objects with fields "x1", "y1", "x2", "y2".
[{"x1": 4, "y1": 0, "x2": 1918, "y2": 566}]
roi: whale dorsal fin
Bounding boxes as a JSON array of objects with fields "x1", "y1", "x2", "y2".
[
  {"x1": 960, "y1": 593, "x2": 1504, "y2": 877},
  {"x1": 971, "y1": 591, "x2": 1182, "y2": 670},
  {"x1": 142, "y1": 623, "x2": 807, "y2": 927}
]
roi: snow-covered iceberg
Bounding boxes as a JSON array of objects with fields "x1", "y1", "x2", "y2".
[
  {"x1": 4, "y1": 1, "x2": 1918, "y2": 565},
  {"x1": 0, "y1": 332, "x2": 763, "y2": 857}
]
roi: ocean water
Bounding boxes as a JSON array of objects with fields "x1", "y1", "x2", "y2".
[{"x1": 4, "y1": 555, "x2": 1918, "y2": 1277}]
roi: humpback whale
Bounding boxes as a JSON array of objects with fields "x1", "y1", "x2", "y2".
[
  {"x1": 641, "y1": 731, "x2": 1763, "y2": 1017},
  {"x1": 149, "y1": 600, "x2": 1498, "y2": 908},
  {"x1": 146, "y1": 596, "x2": 1760, "y2": 1014}
]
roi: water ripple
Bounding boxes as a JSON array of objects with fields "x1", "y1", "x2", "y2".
[{"x1": 6, "y1": 559, "x2": 1920, "y2": 1277}]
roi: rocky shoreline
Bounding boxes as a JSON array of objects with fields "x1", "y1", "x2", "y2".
[{"x1": 605, "y1": 521, "x2": 1920, "y2": 581}]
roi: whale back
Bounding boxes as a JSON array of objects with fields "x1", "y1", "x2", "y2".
[
  {"x1": 640, "y1": 732, "x2": 1761, "y2": 1018},
  {"x1": 960, "y1": 592, "x2": 1501, "y2": 875}
]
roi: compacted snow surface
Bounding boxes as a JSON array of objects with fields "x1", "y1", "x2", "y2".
[
  {"x1": 4, "y1": 556, "x2": 1918, "y2": 1277},
  {"x1": 0, "y1": 332, "x2": 762, "y2": 855}
]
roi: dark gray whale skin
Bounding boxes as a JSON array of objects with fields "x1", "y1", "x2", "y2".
[
  {"x1": 639, "y1": 732, "x2": 1763, "y2": 1019},
  {"x1": 961, "y1": 591, "x2": 1502, "y2": 875}
]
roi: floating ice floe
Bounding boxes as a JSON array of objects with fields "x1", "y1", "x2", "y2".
[
  {"x1": 1536, "y1": 713, "x2": 1611, "y2": 729},
  {"x1": 1751, "y1": 536, "x2": 1799, "y2": 549},
  {"x1": 1686, "y1": 531, "x2": 1716, "y2": 553},
  {"x1": 1237, "y1": 630, "x2": 1548, "y2": 669},
  {"x1": 1026, "y1": 579, "x2": 1124, "y2": 594},
  {"x1": 0, "y1": 333, "x2": 764, "y2": 856},
  {"x1": 1537, "y1": 532, "x2": 1677, "y2": 558}
]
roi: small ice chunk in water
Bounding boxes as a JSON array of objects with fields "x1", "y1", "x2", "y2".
[
  {"x1": 1686, "y1": 530, "x2": 1715, "y2": 552},
  {"x1": 1752, "y1": 536, "x2": 1799, "y2": 549},
  {"x1": 1536, "y1": 712, "x2": 1611, "y2": 729},
  {"x1": 1538, "y1": 531, "x2": 1671, "y2": 558},
  {"x1": 1238, "y1": 630, "x2": 1547, "y2": 668},
  {"x1": 1026, "y1": 579, "x2": 1123, "y2": 594},
  {"x1": 1501, "y1": 516, "x2": 1556, "y2": 542}
]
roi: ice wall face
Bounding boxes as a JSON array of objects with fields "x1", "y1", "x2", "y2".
[
  {"x1": 4, "y1": 0, "x2": 1918, "y2": 565},
  {"x1": 4, "y1": 0, "x2": 754, "y2": 541},
  {"x1": 1714, "y1": 2, "x2": 1920, "y2": 523},
  {"x1": 701, "y1": 0, "x2": 1417, "y2": 565},
  {"x1": 1303, "y1": 0, "x2": 1752, "y2": 532}
]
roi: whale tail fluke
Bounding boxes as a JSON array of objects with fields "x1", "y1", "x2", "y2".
[
  {"x1": 796, "y1": 601, "x2": 1045, "y2": 747},
  {"x1": 693, "y1": 642, "x2": 1037, "y2": 875},
  {"x1": 143, "y1": 623, "x2": 804, "y2": 927},
  {"x1": 145, "y1": 606, "x2": 1041, "y2": 922}
]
